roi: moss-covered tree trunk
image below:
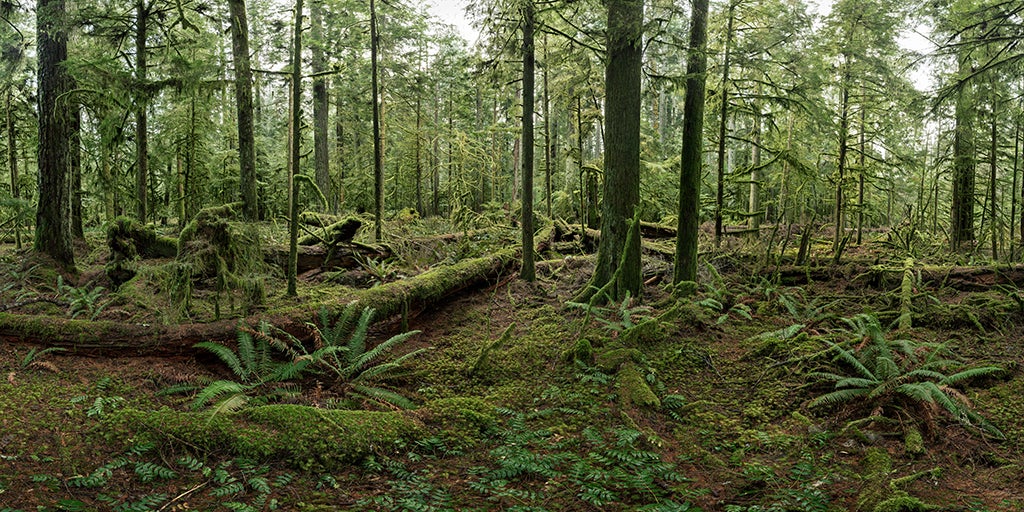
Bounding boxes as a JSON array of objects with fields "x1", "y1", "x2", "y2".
[
  {"x1": 6, "y1": 88, "x2": 20, "y2": 249},
  {"x1": 311, "y1": 0, "x2": 331, "y2": 213},
  {"x1": 287, "y1": 0, "x2": 303, "y2": 297},
  {"x1": 35, "y1": 0, "x2": 75, "y2": 268},
  {"x1": 580, "y1": 0, "x2": 643, "y2": 302},
  {"x1": 135, "y1": 1, "x2": 149, "y2": 223},
  {"x1": 228, "y1": 0, "x2": 258, "y2": 221},
  {"x1": 371, "y1": 0, "x2": 384, "y2": 240},
  {"x1": 951, "y1": 50, "x2": 976, "y2": 250},
  {"x1": 673, "y1": 0, "x2": 709, "y2": 285},
  {"x1": 521, "y1": 1, "x2": 536, "y2": 282}
]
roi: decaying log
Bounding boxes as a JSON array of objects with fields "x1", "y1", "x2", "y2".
[
  {"x1": 0, "y1": 250, "x2": 519, "y2": 357},
  {"x1": 264, "y1": 243, "x2": 392, "y2": 273},
  {"x1": 775, "y1": 262, "x2": 1024, "y2": 291}
]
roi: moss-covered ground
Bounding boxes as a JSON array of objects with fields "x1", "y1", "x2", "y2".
[{"x1": 1, "y1": 221, "x2": 1023, "y2": 511}]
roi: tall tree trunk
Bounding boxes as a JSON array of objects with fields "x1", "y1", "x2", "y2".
[
  {"x1": 583, "y1": 0, "x2": 643, "y2": 301},
  {"x1": 990, "y1": 103, "x2": 999, "y2": 260},
  {"x1": 136, "y1": 1, "x2": 149, "y2": 223},
  {"x1": 1014, "y1": 109, "x2": 1021, "y2": 260},
  {"x1": 832, "y1": 57, "x2": 851, "y2": 258},
  {"x1": 521, "y1": 1, "x2": 536, "y2": 282},
  {"x1": 542, "y1": 32, "x2": 552, "y2": 219},
  {"x1": 70, "y1": 99, "x2": 83, "y2": 238},
  {"x1": 311, "y1": 0, "x2": 331, "y2": 213},
  {"x1": 228, "y1": 0, "x2": 258, "y2": 220},
  {"x1": 35, "y1": 0, "x2": 75, "y2": 267},
  {"x1": 714, "y1": 2, "x2": 734, "y2": 247},
  {"x1": 370, "y1": 0, "x2": 383, "y2": 239},
  {"x1": 748, "y1": 88, "x2": 761, "y2": 234},
  {"x1": 674, "y1": 0, "x2": 709, "y2": 285},
  {"x1": 335, "y1": 83, "x2": 345, "y2": 211},
  {"x1": 7, "y1": 88, "x2": 21, "y2": 249},
  {"x1": 951, "y1": 51, "x2": 976, "y2": 249},
  {"x1": 287, "y1": 0, "x2": 303, "y2": 296}
]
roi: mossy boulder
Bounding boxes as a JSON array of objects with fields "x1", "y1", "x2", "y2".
[{"x1": 108, "y1": 405, "x2": 422, "y2": 471}]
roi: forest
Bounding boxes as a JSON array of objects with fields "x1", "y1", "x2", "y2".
[{"x1": 2, "y1": 0, "x2": 1024, "y2": 509}]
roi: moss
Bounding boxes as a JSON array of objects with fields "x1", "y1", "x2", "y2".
[
  {"x1": 617, "y1": 363, "x2": 660, "y2": 409},
  {"x1": 873, "y1": 494, "x2": 932, "y2": 512},
  {"x1": 595, "y1": 346, "x2": 642, "y2": 372},
  {"x1": 857, "y1": 447, "x2": 893, "y2": 511},
  {"x1": 108, "y1": 405, "x2": 422, "y2": 471},
  {"x1": 904, "y1": 426, "x2": 925, "y2": 457},
  {"x1": 419, "y1": 397, "x2": 497, "y2": 446},
  {"x1": 569, "y1": 338, "x2": 594, "y2": 364},
  {"x1": 620, "y1": 318, "x2": 667, "y2": 346}
]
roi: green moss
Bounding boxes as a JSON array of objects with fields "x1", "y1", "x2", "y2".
[
  {"x1": 620, "y1": 318, "x2": 667, "y2": 346},
  {"x1": 873, "y1": 494, "x2": 932, "y2": 512},
  {"x1": 617, "y1": 363, "x2": 660, "y2": 409},
  {"x1": 108, "y1": 405, "x2": 422, "y2": 471},
  {"x1": 857, "y1": 447, "x2": 894, "y2": 511},
  {"x1": 904, "y1": 426, "x2": 925, "y2": 457},
  {"x1": 595, "y1": 347, "x2": 642, "y2": 372},
  {"x1": 569, "y1": 338, "x2": 594, "y2": 364},
  {"x1": 420, "y1": 397, "x2": 497, "y2": 446}
]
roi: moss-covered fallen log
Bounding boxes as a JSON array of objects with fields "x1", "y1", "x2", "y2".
[
  {"x1": 775, "y1": 262, "x2": 1024, "y2": 291},
  {"x1": 0, "y1": 250, "x2": 519, "y2": 356},
  {"x1": 109, "y1": 405, "x2": 422, "y2": 470},
  {"x1": 264, "y1": 243, "x2": 392, "y2": 273}
]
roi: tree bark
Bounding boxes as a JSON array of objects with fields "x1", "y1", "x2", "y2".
[
  {"x1": 583, "y1": 0, "x2": 643, "y2": 301},
  {"x1": 6, "y1": 88, "x2": 20, "y2": 249},
  {"x1": 674, "y1": 0, "x2": 709, "y2": 285},
  {"x1": 228, "y1": 0, "x2": 259, "y2": 221},
  {"x1": 714, "y1": 2, "x2": 734, "y2": 248},
  {"x1": 521, "y1": 1, "x2": 536, "y2": 282},
  {"x1": 951, "y1": 50, "x2": 976, "y2": 249},
  {"x1": 35, "y1": 0, "x2": 75, "y2": 268},
  {"x1": 370, "y1": 0, "x2": 384, "y2": 240},
  {"x1": 311, "y1": 0, "x2": 331, "y2": 213},
  {"x1": 135, "y1": 1, "x2": 149, "y2": 223},
  {"x1": 287, "y1": 0, "x2": 304, "y2": 296}
]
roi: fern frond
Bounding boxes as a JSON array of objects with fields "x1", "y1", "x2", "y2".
[
  {"x1": 349, "y1": 330, "x2": 420, "y2": 373},
  {"x1": 940, "y1": 366, "x2": 1003, "y2": 385},
  {"x1": 209, "y1": 393, "x2": 250, "y2": 416},
  {"x1": 808, "y1": 387, "x2": 870, "y2": 408},
  {"x1": 236, "y1": 327, "x2": 256, "y2": 375},
  {"x1": 351, "y1": 384, "x2": 415, "y2": 409},
  {"x1": 345, "y1": 308, "x2": 375, "y2": 366},
  {"x1": 192, "y1": 380, "x2": 248, "y2": 410},
  {"x1": 194, "y1": 342, "x2": 244, "y2": 379}
]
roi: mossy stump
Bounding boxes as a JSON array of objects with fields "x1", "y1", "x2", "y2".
[{"x1": 105, "y1": 217, "x2": 178, "y2": 288}]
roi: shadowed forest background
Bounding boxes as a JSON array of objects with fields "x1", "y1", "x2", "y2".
[{"x1": 2, "y1": 0, "x2": 1024, "y2": 510}]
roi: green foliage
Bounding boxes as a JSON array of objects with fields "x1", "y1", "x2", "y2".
[
  {"x1": 567, "y1": 291, "x2": 651, "y2": 334},
  {"x1": 276, "y1": 304, "x2": 426, "y2": 409},
  {"x1": 186, "y1": 322, "x2": 307, "y2": 412},
  {"x1": 809, "y1": 314, "x2": 1003, "y2": 439},
  {"x1": 17, "y1": 346, "x2": 66, "y2": 371},
  {"x1": 57, "y1": 275, "x2": 107, "y2": 320}
]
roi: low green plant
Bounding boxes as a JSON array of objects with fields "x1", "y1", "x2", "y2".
[
  {"x1": 567, "y1": 291, "x2": 652, "y2": 334},
  {"x1": 276, "y1": 304, "x2": 426, "y2": 409},
  {"x1": 176, "y1": 322, "x2": 307, "y2": 413},
  {"x1": 809, "y1": 314, "x2": 1003, "y2": 439},
  {"x1": 17, "y1": 346, "x2": 66, "y2": 372},
  {"x1": 57, "y1": 275, "x2": 108, "y2": 320}
]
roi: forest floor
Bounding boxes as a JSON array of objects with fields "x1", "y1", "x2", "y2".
[{"x1": 1, "y1": 217, "x2": 1023, "y2": 511}]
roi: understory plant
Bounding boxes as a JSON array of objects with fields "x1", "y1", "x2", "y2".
[
  {"x1": 275, "y1": 304, "x2": 426, "y2": 409},
  {"x1": 808, "y1": 314, "x2": 1003, "y2": 439}
]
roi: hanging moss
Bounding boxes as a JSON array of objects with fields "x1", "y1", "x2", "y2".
[
  {"x1": 173, "y1": 203, "x2": 265, "y2": 318},
  {"x1": 105, "y1": 216, "x2": 178, "y2": 288}
]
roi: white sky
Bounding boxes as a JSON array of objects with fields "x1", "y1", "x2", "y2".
[{"x1": 425, "y1": 0, "x2": 477, "y2": 43}]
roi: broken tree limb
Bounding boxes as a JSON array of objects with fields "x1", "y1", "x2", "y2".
[{"x1": 0, "y1": 250, "x2": 520, "y2": 357}]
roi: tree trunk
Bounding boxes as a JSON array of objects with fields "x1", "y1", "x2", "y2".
[
  {"x1": 228, "y1": 0, "x2": 259, "y2": 221},
  {"x1": 6, "y1": 88, "x2": 20, "y2": 249},
  {"x1": 542, "y1": 32, "x2": 552, "y2": 219},
  {"x1": 311, "y1": 0, "x2": 331, "y2": 213},
  {"x1": 674, "y1": 0, "x2": 709, "y2": 285},
  {"x1": 521, "y1": 1, "x2": 536, "y2": 282},
  {"x1": 135, "y1": 1, "x2": 149, "y2": 224},
  {"x1": 582, "y1": 0, "x2": 643, "y2": 301},
  {"x1": 951, "y1": 51, "x2": 976, "y2": 249},
  {"x1": 287, "y1": 0, "x2": 304, "y2": 297},
  {"x1": 748, "y1": 87, "x2": 761, "y2": 234},
  {"x1": 832, "y1": 57, "x2": 851, "y2": 259},
  {"x1": 990, "y1": 103, "x2": 999, "y2": 260},
  {"x1": 370, "y1": 0, "x2": 383, "y2": 240},
  {"x1": 36, "y1": 0, "x2": 75, "y2": 268},
  {"x1": 714, "y1": 2, "x2": 734, "y2": 248},
  {"x1": 70, "y1": 93, "x2": 84, "y2": 239}
]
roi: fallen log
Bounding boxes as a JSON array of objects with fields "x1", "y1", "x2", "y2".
[
  {"x1": 264, "y1": 243, "x2": 392, "y2": 273},
  {"x1": 0, "y1": 250, "x2": 520, "y2": 357},
  {"x1": 775, "y1": 262, "x2": 1024, "y2": 291}
]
